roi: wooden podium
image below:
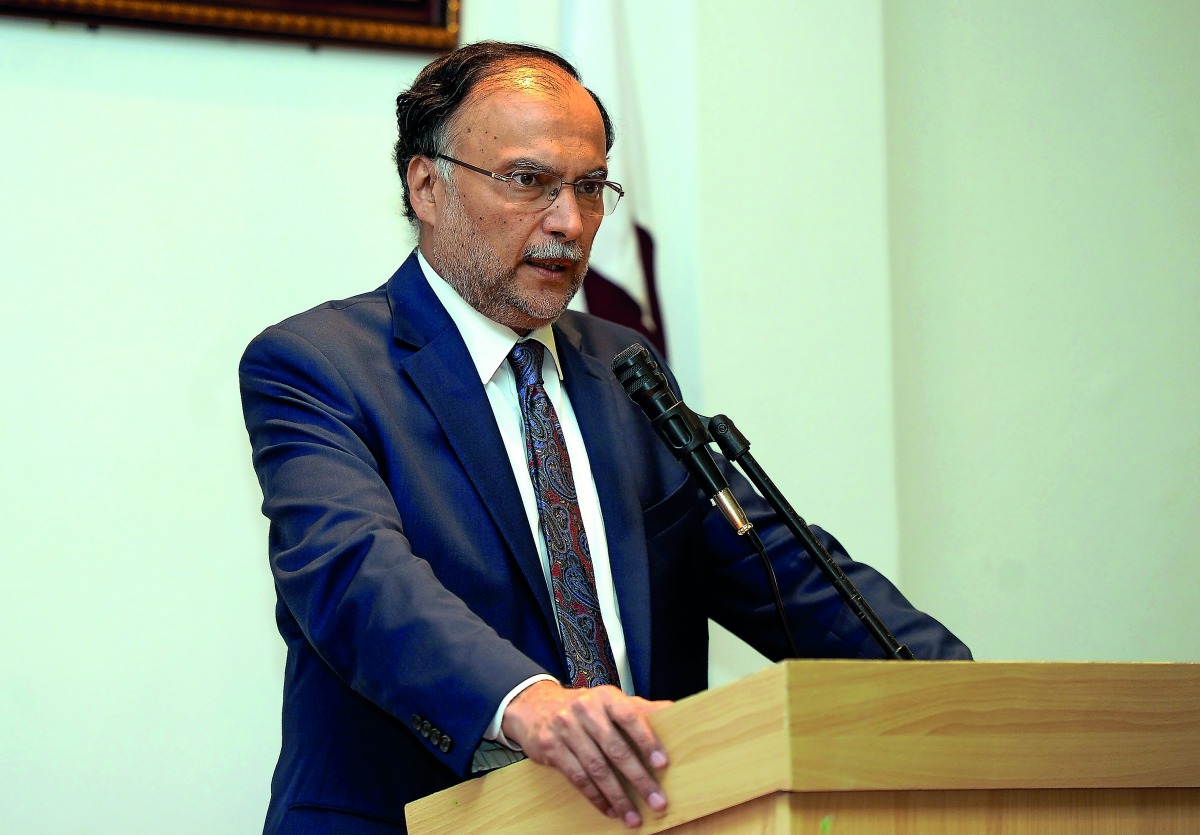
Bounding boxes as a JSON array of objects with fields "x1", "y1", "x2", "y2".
[{"x1": 406, "y1": 661, "x2": 1200, "y2": 833}]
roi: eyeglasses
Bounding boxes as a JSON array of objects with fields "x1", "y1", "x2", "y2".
[{"x1": 434, "y1": 154, "x2": 624, "y2": 217}]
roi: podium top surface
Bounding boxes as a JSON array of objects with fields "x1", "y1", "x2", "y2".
[{"x1": 406, "y1": 660, "x2": 1200, "y2": 834}]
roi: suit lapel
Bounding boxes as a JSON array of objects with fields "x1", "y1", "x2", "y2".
[
  {"x1": 556, "y1": 324, "x2": 653, "y2": 697},
  {"x1": 386, "y1": 256, "x2": 560, "y2": 646}
]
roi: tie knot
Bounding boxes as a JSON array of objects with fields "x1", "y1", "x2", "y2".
[{"x1": 507, "y1": 341, "x2": 546, "y2": 390}]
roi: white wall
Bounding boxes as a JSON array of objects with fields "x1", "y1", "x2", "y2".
[
  {"x1": 0, "y1": 5, "x2": 707, "y2": 832},
  {"x1": 884, "y1": 1, "x2": 1200, "y2": 661},
  {"x1": 1, "y1": 1, "x2": 1196, "y2": 832},
  {"x1": 0, "y1": 19, "x2": 423, "y2": 834},
  {"x1": 693, "y1": 1, "x2": 902, "y2": 681}
]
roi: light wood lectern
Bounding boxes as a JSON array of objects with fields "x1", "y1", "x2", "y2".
[{"x1": 406, "y1": 661, "x2": 1200, "y2": 833}]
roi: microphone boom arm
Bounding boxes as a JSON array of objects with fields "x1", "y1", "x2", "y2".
[{"x1": 708, "y1": 413, "x2": 915, "y2": 661}]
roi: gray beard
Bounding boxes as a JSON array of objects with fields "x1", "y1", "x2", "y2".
[{"x1": 431, "y1": 190, "x2": 589, "y2": 330}]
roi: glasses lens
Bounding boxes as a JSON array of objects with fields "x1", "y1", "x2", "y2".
[
  {"x1": 600, "y1": 183, "x2": 622, "y2": 216},
  {"x1": 569, "y1": 180, "x2": 622, "y2": 217},
  {"x1": 505, "y1": 173, "x2": 622, "y2": 216},
  {"x1": 604, "y1": 183, "x2": 624, "y2": 214},
  {"x1": 506, "y1": 172, "x2": 556, "y2": 204},
  {"x1": 570, "y1": 180, "x2": 604, "y2": 217}
]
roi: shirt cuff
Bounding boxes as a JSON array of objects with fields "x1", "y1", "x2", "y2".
[{"x1": 485, "y1": 674, "x2": 558, "y2": 750}]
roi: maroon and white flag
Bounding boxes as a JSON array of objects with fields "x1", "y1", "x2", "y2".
[{"x1": 562, "y1": 3, "x2": 667, "y2": 356}]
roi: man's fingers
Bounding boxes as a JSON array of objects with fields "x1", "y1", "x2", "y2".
[
  {"x1": 522, "y1": 707, "x2": 615, "y2": 816},
  {"x1": 568, "y1": 723, "x2": 645, "y2": 823},
  {"x1": 559, "y1": 689, "x2": 668, "y2": 823},
  {"x1": 534, "y1": 700, "x2": 643, "y2": 824},
  {"x1": 501, "y1": 682, "x2": 674, "y2": 827},
  {"x1": 551, "y1": 746, "x2": 617, "y2": 818},
  {"x1": 608, "y1": 695, "x2": 673, "y2": 771},
  {"x1": 597, "y1": 732, "x2": 666, "y2": 817}
]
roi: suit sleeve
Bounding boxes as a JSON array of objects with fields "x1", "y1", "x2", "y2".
[
  {"x1": 624, "y1": 339, "x2": 972, "y2": 663},
  {"x1": 239, "y1": 324, "x2": 549, "y2": 776},
  {"x1": 701, "y1": 462, "x2": 973, "y2": 661}
]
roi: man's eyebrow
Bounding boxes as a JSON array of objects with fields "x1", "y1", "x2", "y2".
[
  {"x1": 506, "y1": 157, "x2": 554, "y2": 173},
  {"x1": 506, "y1": 157, "x2": 609, "y2": 179}
]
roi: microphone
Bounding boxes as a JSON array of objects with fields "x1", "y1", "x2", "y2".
[{"x1": 611, "y1": 344, "x2": 752, "y2": 535}]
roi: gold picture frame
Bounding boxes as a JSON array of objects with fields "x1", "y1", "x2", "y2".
[{"x1": 0, "y1": 0, "x2": 459, "y2": 50}]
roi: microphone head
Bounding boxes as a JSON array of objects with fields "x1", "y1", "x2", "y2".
[
  {"x1": 611, "y1": 342, "x2": 647, "y2": 372},
  {"x1": 611, "y1": 343, "x2": 657, "y2": 397}
]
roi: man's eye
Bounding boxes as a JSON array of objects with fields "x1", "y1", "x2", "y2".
[
  {"x1": 510, "y1": 172, "x2": 541, "y2": 189},
  {"x1": 576, "y1": 180, "x2": 604, "y2": 197}
]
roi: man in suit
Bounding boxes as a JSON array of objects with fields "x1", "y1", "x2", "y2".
[{"x1": 240, "y1": 41, "x2": 970, "y2": 834}]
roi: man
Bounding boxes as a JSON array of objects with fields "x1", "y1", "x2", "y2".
[{"x1": 240, "y1": 41, "x2": 970, "y2": 834}]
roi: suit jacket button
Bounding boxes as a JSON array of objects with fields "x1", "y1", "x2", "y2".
[
  {"x1": 411, "y1": 714, "x2": 422, "y2": 731},
  {"x1": 430, "y1": 729, "x2": 442, "y2": 746},
  {"x1": 421, "y1": 720, "x2": 431, "y2": 738},
  {"x1": 440, "y1": 736, "x2": 452, "y2": 754}
]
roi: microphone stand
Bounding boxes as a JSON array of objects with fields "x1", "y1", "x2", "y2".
[{"x1": 706, "y1": 413, "x2": 914, "y2": 661}]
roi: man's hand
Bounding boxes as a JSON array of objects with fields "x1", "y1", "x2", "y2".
[{"x1": 501, "y1": 680, "x2": 673, "y2": 828}]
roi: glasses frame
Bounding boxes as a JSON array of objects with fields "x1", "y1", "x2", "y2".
[{"x1": 433, "y1": 153, "x2": 624, "y2": 217}]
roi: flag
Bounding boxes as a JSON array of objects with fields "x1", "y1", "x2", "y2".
[{"x1": 561, "y1": 2, "x2": 667, "y2": 356}]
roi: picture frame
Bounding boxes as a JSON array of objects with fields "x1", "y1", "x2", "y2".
[{"x1": 0, "y1": 0, "x2": 459, "y2": 51}]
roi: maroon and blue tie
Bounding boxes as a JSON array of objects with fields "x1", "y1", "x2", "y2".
[{"x1": 508, "y1": 341, "x2": 619, "y2": 689}]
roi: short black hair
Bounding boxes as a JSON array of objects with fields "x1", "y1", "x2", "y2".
[{"x1": 392, "y1": 40, "x2": 615, "y2": 222}]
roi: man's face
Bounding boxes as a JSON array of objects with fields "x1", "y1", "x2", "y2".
[{"x1": 417, "y1": 67, "x2": 609, "y2": 334}]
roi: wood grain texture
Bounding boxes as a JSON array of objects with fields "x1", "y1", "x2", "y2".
[
  {"x1": 405, "y1": 661, "x2": 1200, "y2": 833},
  {"x1": 784, "y1": 660, "x2": 1200, "y2": 790}
]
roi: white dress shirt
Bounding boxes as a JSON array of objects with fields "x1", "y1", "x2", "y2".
[{"x1": 416, "y1": 252, "x2": 633, "y2": 769}]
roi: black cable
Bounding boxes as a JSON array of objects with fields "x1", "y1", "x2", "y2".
[
  {"x1": 709, "y1": 413, "x2": 914, "y2": 661},
  {"x1": 744, "y1": 526, "x2": 801, "y2": 659}
]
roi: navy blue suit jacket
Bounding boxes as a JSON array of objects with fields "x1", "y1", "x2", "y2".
[{"x1": 239, "y1": 253, "x2": 970, "y2": 833}]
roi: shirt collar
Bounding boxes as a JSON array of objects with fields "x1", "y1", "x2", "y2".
[{"x1": 416, "y1": 249, "x2": 564, "y2": 385}]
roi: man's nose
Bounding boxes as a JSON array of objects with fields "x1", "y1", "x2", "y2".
[{"x1": 541, "y1": 186, "x2": 588, "y2": 239}]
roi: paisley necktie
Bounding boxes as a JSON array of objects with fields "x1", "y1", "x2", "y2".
[{"x1": 507, "y1": 341, "x2": 619, "y2": 688}]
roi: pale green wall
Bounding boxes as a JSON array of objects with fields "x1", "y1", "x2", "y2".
[
  {"x1": 694, "y1": 1, "x2": 903, "y2": 682},
  {"x1": 0, "y1": 6, "x2": 702, "y2": 832},
  {"x1": 0, "y1": 19, "x2": 422, "y2": 834},
  {"x1": 1, "y1": 1, "x2": 1196, "y2": 832},
  {"x1": 885, "y1": 1, "x2": 1200, "y2": 661}
]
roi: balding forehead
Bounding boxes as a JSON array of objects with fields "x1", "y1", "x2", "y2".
[
  {"x1": 444, "y1": 61, "x2": 601, "y2": 153},
  {"x1": 471, "y1": 60, "x2": 580, "y2": 101}
]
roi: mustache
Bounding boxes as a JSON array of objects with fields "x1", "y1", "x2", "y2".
[{"x1": 524, "y1": 239, "x2": 585, "y2": 262}]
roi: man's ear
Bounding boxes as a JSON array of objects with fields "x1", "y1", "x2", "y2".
[{"x1": 407, "y1": 155, "x2": 441, "y2": 225}]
